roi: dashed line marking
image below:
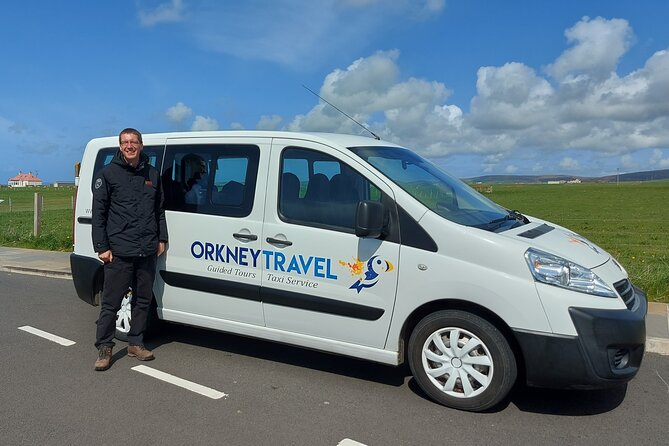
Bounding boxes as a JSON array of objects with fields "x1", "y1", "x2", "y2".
[
  {"x1": 132, "y1": 365, "x2": 228, "y2": 399},
  {"x1": 18, "y1": 326, "x2": 76, "y2": 346}
]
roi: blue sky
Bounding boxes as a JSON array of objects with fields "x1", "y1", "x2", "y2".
[{"x1": 1, "y1": 0, "x2": 668, "y2": 182}]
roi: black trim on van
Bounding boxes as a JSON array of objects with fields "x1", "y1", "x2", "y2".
[
  {"x1": 77, "y1": 217, "x2": 93, "y2": 224},
  {"x1": 70, "y1": 253, "x2": 103, "y2": 306},
  {"x1": 158, "y1": 269, "x2": 385, "y2": 321},
  {"x1": 262, "y1": 287, "x2": 385, "y2": 321},
  {"x1": 160, "y1": 270, "x2": 261, "y2": 302},
  {"x1": 517, "y1": 224, "x2": 554, "y2": 239}
]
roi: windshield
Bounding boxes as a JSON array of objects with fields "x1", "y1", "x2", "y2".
[{"x1": 349, "y1": 146, "x2": 526, "y2": 232}]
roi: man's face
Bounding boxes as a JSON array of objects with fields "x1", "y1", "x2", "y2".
[{"x1": 119, "y1": 132, "x2": 143, "y2": 164}]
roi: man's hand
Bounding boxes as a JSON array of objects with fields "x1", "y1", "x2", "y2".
[
  {"x1": 98, "y1": 250, "x2": 113, "y2": 263},
  {"x1": 157, "y1": 241, "x2": 167, "y2": 257}
]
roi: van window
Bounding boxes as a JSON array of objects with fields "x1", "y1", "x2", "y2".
[
  {"x1": 91, "y1": 146, "x2": 163, "y2": 191},
  {"x1": 278, "y1": 147, "x2": 381, "y2": 232},
  {"x1": 162, "y1": 144, "x2": 259, "y2": 217},
  {"x1": 350, "y1": 146, "x2": 519, "y2": 231}
]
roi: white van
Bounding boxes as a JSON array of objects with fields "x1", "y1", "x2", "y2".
[{"x1": 71, "y1": 131, "x2": 646, "y2": 411}]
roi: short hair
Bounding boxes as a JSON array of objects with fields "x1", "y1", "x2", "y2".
[{"x1": 119, "y1": 128, "x2": 143, "y2": 144}]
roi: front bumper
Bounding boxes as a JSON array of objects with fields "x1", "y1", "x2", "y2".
[{"x1": 514, "y1": 284, "x2": 647, "y2": 389}]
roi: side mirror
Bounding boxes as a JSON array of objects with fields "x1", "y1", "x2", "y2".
[{"x1": 355, "y1": 200, "x2": 387, "y2": 238}]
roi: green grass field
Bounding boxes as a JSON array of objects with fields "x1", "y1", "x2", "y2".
[
  {"x1": 487, "y1": 182, "x2": 668, "y2": 303},
  {"x1": 1, "y1": 182, "x2": 667, "y2": 302},
  {"x1": 0, "y1": 186, "x2": 75, "y2": 251}
]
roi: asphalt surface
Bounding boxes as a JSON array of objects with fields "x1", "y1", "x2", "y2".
[{"x1": 1, "y1": 271, "x2": 668, "y2": 446}]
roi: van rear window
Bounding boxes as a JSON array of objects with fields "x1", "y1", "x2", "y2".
[{"x1": 91, "y1": 146, "x2": 163, "y2": 191}]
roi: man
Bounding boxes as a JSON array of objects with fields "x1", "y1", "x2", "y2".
[{"x1": 92, "y1": 128, "x2": 168, "y2": 371}]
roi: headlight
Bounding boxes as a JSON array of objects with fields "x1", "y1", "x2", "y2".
[{"x1": 525, "y1": 248, "x2": 617, "y2": 298}]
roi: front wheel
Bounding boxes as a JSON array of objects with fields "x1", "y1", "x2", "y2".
[{"x1": 408, "y1": 310, "x2": 517, "y2": 411}]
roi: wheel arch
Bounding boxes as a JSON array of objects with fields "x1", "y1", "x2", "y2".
[{"x1": 396, "y1": 299, "x2": 525, "y2": 376}]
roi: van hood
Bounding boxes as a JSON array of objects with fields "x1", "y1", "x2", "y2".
[{"x1": 507, "y1": 222, "x2": 610, "y2": 269}]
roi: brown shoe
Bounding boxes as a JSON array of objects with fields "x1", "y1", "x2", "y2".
[
  {"x1": 95, "y1": 346, "x2": 113, "y2": 371},
  {"x1": 127, "y1": 344, "x2": 155, "y2": 361}
]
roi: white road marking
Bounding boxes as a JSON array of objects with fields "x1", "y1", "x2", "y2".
[
  {"x1": 131, "y1": 365, "x2": 228, "y2": 400},
  {"x1": 18, "y1": 325, "x2": 76, "y2": 346},
  {"x1": 338, "y1": 440, "x2": 367, "y2": 446}
]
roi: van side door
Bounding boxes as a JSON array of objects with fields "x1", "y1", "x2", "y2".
[
  {"x1": 260, "y1": 139, "x2": 400, "y2": 348},
  {"x1": 156, "y1": 137, "x2": 269, "y2": 326}
]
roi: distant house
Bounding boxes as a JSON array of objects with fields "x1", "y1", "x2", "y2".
[{"x1": 8, "y1": 171, "x2": 43, "y2": 187}]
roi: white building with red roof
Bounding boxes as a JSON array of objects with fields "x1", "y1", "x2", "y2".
[{"x1": 8, "y1": 171, "x2": 43, "y2": 187}]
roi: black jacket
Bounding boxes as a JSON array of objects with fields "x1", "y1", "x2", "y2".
[{"x1": 92, "y1": 151, "x2": 168, "y2": 257}]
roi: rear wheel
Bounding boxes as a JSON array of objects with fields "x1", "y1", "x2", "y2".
[
  {"x1": 408, "y1": 310, "x2": 517, "y2": 411},
  {"x1": 114, "y1": 289, "x2": 132, "y2": 341},
  {"x1": 114, "y1": 289, "x2": 160, "y2": 341}
]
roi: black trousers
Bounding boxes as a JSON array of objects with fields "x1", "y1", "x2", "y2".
[{"x1": 95, "y1": 255, "x2": 157, "y2": 348}]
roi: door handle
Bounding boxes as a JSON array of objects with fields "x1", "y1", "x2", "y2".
[
  {"x1": 233, "y1": 233, "x2": 258, "y2": 242},
  {"x1": 266, "y1": 237, "x2": 292, "y2": 247}
]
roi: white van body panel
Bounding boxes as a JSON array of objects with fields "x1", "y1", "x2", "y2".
[
  {"x1": 260, "y1": 137, "x2": 400, "y2": 348},
  {"x1": 385, "y1": 211, "x2": 553, "y2": 352},
  {"x1": 156, "y1": 136, "x2": 271, "y2": 326},
  {"x1": 160, "y1": 307, "x2": 399, "y2": 364}
]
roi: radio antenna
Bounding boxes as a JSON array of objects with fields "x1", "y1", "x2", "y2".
[{"x1": 302, "y1": 84, "x2": 380, "y2": 140}]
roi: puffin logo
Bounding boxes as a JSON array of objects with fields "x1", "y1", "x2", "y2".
[{"x1": 339, "y1": 255, "x2": 394, "y2": 294}]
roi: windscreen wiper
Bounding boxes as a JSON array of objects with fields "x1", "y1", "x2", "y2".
[
  {"x1": 508, "y1": 209, "x2": 530, "y2": 223},
  {"x1": 473, "y1": 210, "x2": 528, "y2": 231}
]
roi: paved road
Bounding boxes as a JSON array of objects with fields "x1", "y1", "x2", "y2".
[{"x1": 1, "y1": 271, "x2": 668, "y2": 446}]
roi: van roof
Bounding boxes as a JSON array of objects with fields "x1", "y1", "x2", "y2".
[{"x1": 91, "y1": 131, "x2": 404, "y2": 149}]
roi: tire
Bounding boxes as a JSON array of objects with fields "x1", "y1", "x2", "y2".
[
  {"x1": 408, "y1": 310, "x2": 517, "y2": 412},
  {"x1": 114, "y1": 289, "x2": 160, "y2": 341},
  {"x1": 114, "y1": 289, "x2": 132, "y2": 341}
]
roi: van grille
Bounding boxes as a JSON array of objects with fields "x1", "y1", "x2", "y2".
[{"x1": 613, "y1": 279, "x2": 635, "y2": 310}]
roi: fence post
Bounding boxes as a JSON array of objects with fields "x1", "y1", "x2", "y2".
[{"x1": 34, "y1": 192, "x2": 42, "y2": 237}]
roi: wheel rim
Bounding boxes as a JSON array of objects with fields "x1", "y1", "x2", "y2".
[
  {"x1": 115, "y1": 290, "x2": 132, "y2": 334},
  {"x1": 421, "y1": 327, "x2": 494, "y2": 399}
]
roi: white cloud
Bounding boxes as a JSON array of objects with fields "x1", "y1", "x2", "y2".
[
  {"x1": 165, "y1": 102, "x2": 192, "y2": 125},
  {"x1": 560, "y1": 157, "x2": 580, "y2": 170},
  {"x1": 620, "y1": 154, "x2": 636, "y2": 169},
  {"x1": 0, "y1": 116, "x2": 27, "y2": 135},
  {"x1": 336, "y1": 0, "x2": 445, "y2": 14},
  {"x1": 138, "y1": 0, "x2": 185, "y2": 27},
  {"x1": 470, "y1": 62, "x2": 553, "y2": 130},
  {"x1": 505, "y1": 165, "x2": 518, "y2": 174},
  {"x1": 144, "y1": 13, "x2": 667, "y2": 176},
  {"x1": 152, "y1": 1, "x2": 444, "y2": 68},
  {"x1": 650, "y1": 149, "x2": 669, "y2": 168},
  {"x1": 256, "y1": 115, "x2": 283, "y2": 130},
  {"x1": 546, "y1": 16, "x2": 633, "y2": 81},
  {"x1": 285, "y1": 31, "x2": 669, "y2": 176},
  {"x1": 288, "y1": 50, "x2": 461, "y2": 154},
  {"x1": 191, "y1": 116, "x2": 219, "y2": 131},
  {"x1": 0, "y1": 116, "x2": 14, "y2": 132}
]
